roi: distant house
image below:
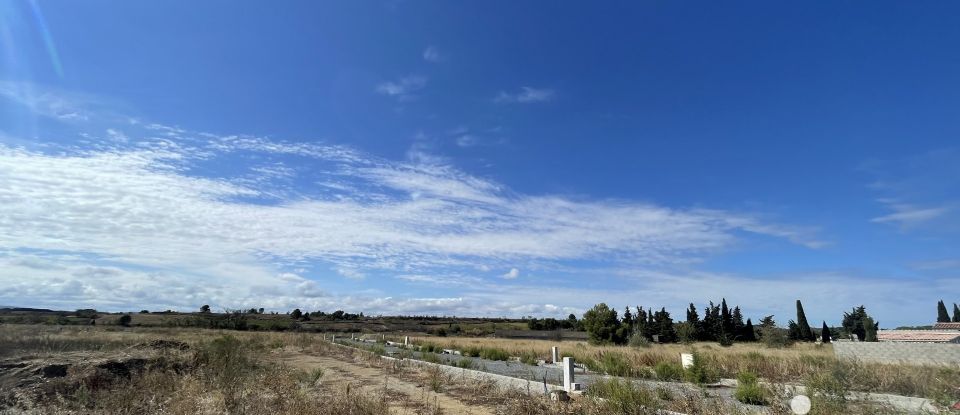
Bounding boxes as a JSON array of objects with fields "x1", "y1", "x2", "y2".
[
  {"x1": 933, "y1": 322, "x2": 960, "y2": 331},
  {"x1": 877, "y1": 330, "x2": 960, "y2": 343}
]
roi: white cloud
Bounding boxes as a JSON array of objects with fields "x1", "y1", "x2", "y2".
[
  {"x1": 871, "y1": 202, "x2": 950, "y2": 227},
  {"x1": 495, "y1": 87, "x2": 555, "y2": 103},
  {"x1": 501, "y1": 268, "x2": 520, "y2": 279},
  {"x1": 422, "y1": 46, "x2": 443, "y2": 63},
  {"x1": 376, "y1": 76, "x2": 427, "y2": 101}
]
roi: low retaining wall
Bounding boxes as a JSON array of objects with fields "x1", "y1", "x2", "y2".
[{"x1": 833, "y1": 341, "x2": 960, "y2": 366}]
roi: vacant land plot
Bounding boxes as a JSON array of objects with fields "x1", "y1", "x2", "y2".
[
  {"x1": 0, "y1": 325, "x2": 947, "y2": 414},
  {"x1": 411, "y1": 335, "x2": 960, "y2": 403}
]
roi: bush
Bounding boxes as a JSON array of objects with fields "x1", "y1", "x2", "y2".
[
  {"x1": 734, "y1": 371, "x2": 768, "y2": 405},
  {"x1": 462, "y1": 346, "x2": 482, "y2": 357},
  {"x1": 117, "y1": 315, "x2": 132, "y2": 327},
  {"x1": 597, "y1": 352, "x2": 633, "y2": 376},
  {"x1": 684, "y1": 352, "x2": 718, "y2": 384},
  {"x1": 586, "y1": 378, "x2": 659, "y2": 413},
  {"x1": 453, "y1": 358, "x2": 477, "y2": 369},
  {"x1": 654, "y1": 361, "x2": 684, "y2": 381},
  {"x1": 518, "y1": 351, "x2": 539, "y2": 366},
  {"x1": 628, "y1": 333, "x2": 651, "y2": 348},
  {"x1": 479, "y1": 347, "x2": 510, "y2": 361}
]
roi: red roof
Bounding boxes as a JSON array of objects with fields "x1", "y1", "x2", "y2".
[
  {"x1": 877, "y1": 330, "x2": 960, "y2": 343},
  {"x1": 933, "y1": 322, "x2": 960, "y2": 330}
]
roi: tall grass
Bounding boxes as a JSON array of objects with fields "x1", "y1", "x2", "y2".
[{"x1": 411, "y1": 335, "x2": 960, "y2": 400}]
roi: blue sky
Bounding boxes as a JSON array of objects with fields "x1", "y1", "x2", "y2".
[{"x1": 0, "y1": 1, "x2": 957, "y2": 327}]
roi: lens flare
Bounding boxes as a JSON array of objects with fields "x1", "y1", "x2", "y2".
[{"x1": 28, "y1": 0, "x2": 64, "y2": 78}]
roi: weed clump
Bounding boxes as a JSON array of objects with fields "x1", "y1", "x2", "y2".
[{"x1": 733, "y1": 371, "x2": 767, "y2": 405}]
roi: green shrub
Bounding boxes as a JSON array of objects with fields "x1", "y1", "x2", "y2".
[
  {"x1": 479, "y1": 347, "x2": 510, "y2": 361},
  {"x1": 653, "y1": 361, "x2": 684, "y2": 381},
  {"x1": 628, "y1": 333, "x2": 651, "y2": 348},
  {"x1": 463, "y1": 346, "x2": 482, "y2": 357},
  {"x1": 421, "y1": 352, "x2": 441, "y2": 364},
  {"x1": 586, "y1": 378, "x2": 659, "y2": 413},
  {"x1": 733, "y1": 371, "x2": 767, "y2": 405},
  {"x1": 684, "y1": 352, "x2": 718, "y2": 384},
  {"x1": 597, "y1": 352, "x2": 633, "y2": 376},
  {"x1": 454, "y1": 358, "x2": 477, "y2": 369},
  {"x1": 518, "y1": 351, "x2": 539, "y2": 366}
]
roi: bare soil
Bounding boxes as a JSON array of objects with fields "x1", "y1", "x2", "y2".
[{"x1": 275, "y1": 349, "x2": 496, "y2": 415}]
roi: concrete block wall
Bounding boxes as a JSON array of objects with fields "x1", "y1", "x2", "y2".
[{"x1": 833, "y1": 341, "x2": 960, "y2": 366}]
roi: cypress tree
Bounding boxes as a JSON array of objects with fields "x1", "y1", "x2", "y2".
[
  {"x1": 721, "y1": 298, "x2": 733, "y2": 335},
  {"x1": 686, "y1": 303, "x2": 702, "y2": 340},
  {"x1": 937, "y1": 300, "x2": 951, "y2": 322},
  {"x1": 953, "y1": 304, "x2": 960, "y2": 323},
  {"x1": 863, "y1": 316, "x2": 878, "y2": 342},
  {"x1": 743, "y1": 318, "x2": 756, "y2": 341},
  {"x1": 796, "y1": 300, "x2": 815, "y2": 342},
  {"x1": 732, "y1": 306, "x2": 745, "y2": 340},
  {"x1": 622, "y1": 306, "x2": 634, "y2": 331},
  {"x1": 635, "y1": 306, "x2": 648, "y2": 338},
  {"x1": 821, "y1": 321, "x2": 832, "y2": 343}
]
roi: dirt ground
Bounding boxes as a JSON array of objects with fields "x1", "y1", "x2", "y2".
[{"x1": 275, "y1": 349, "x2": 496, "y2": 415}]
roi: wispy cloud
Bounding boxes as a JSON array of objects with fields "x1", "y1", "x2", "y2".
[
  {"x1": 422, "y1": 46, "x2": 443, "y2": 63},
  {"x1": 864, "y1": 149, "x2": 960, "y2": 232},
  {"x1": 0, "y1": 84, "x2": 833, "y2": 316},
  {"x1": 376, "y1": 76, "x2": 427, "y2": 101},
  {"x1": 495, "y1": 87, "x2": 555, "y2": 104}
]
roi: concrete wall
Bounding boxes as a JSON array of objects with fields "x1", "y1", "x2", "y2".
[{"x1": 833, "y1": 341, "x2": 960, "y2": 366}]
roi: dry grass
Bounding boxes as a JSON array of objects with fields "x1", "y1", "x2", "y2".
[{"x1": 411, "y1": 335, "x2": 960, "y2": 401}]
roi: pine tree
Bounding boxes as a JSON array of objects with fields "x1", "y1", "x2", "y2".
[
  {"x1": 937, "y1": 300, "x2": 951, "y2": 322},
  {"x1": 842, "y1": 306, "x2": 868, "y2": 341},
  {"x1": 821, "y1": 321, "x2": 832, "y2": 343},
  {"x1": 743, "y1": 318, "x2": 756, "y2": 341},
  {"x1": 721, "y1": 298, "x2": 733, "y2": 336},
  {"x1": 787, "y1": 320, "x2": 800, "y2": 340},
  {"x1": 634, "y1": 306, "x2": 648, "y2": 338},
  {"x1": 953, "y1": 304, "x2": 960, "y2": 323},
  {"x1": 731, "y1": 306, "x2": 745, "y2": 340},
  {"x1": 654, "y1": 307, "x2": 676, "y2": 343},
  {"x1": 622, "y1": 306, "x2": 634, "y2": 331},
  {"x1": 863, "y1": 316, "x2": 878, "y2": 342},
  {"x1": 796, "y1": 300, "x2": 815, "y2": 342},
  {"x1": 686, "y1": 303, "x2": 701, "y2": 340}
]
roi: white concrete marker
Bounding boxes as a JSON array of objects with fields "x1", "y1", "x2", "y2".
[
  {"x1": 551, "y1": 346, "x2": 560, "y2": 364},
  {"x1": 562, "y1": 357, "x2": 575, "y2": 392},
  {"x1": 790, "y1": 395, "x2": 811, "y2": 415},
  {"x1": 404, "y1": 336, "x2": 409, "y2": 345},
  {"x1": 680, "y1": 353, "x2": 694, "y2": 369}
]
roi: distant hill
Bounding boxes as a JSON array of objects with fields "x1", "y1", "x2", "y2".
[{"x1": 0, "y1": 306, "x2": 56, "y2": 312}]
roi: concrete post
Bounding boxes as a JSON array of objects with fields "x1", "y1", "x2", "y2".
[
  {"x1": 331, "y1": 335, "x2": 335, "y2": 342},
  {"x1": 562, "y1": 357, "x2": 575, "y2": 392},
  {"x1": 551, "y1": 346, "x2": 560, "y2": 364},
  {"x1": 404, "y1": 336, "x2": 409, "y2": 345}
]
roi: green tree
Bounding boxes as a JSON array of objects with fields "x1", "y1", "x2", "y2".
[
  {"x1": 622, "y1": 306, "x2": 634, "y2": 331},
  {"x1": 290, "y1": 308, "x2": 302, "y2": 319},
  {"x1": 863, "y1": 316, "x2": 878, "y2": 342},
  {"x1": 937, "y1": 300, "x2": 951, "y2": 323},
  {"x1": 720, "y1": 299, "x2": 733, "y2": 336},
  {"x1": 796, "y1": 300, "x2": 815, "y2": 342},
  {"x1": 821, "y1": 321, "x2": 832, "y2": 343},
  {"x1": 686, "y1": 303, "x2": 702, "y2": 340},
  {"x1": 742, "y1": 318, "x2": 756, "y2": 341},
  {"x1": 582, "y1": 303, "x2": 622, "y2": 344},
  {"x1": 953, "y1": 304, "x2": 960, "y2": 323},
  {"x1": 731, "y1": 306, "x2": 745, "y2": 340},
  {"x1": 117, "y1": 314, "x2": 132, "y2": 327},
  {"x1": 200, "y1": 305, "x2": 211, "y2": 313},
  {"x1": 842, "y1": 306, "x2": 878, "y2": 341},
  {"x1": 653, "y1": 307, "x2": 676, "y2": 343}
]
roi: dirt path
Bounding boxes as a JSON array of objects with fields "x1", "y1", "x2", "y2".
[{"x1": 274, "y1": 350, "x2": 495, "y2": 415}]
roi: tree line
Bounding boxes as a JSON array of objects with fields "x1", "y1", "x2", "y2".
[{"x1": 580, "y1": 300, "x2": 881, "y2": 346}]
